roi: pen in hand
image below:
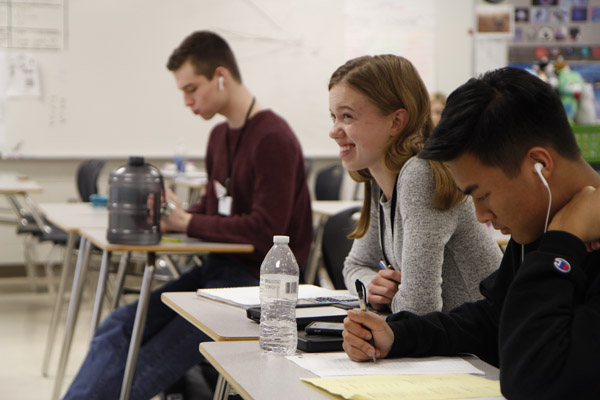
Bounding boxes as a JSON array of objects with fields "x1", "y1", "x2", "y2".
[
  {"x1": 355, "y1": 279, "x2": 377, "y2": 363},
  {"x1": 379, "y1": 260, "x2": 393, "y2": 270}
]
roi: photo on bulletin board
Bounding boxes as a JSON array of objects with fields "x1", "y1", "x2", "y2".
[
  {"x1": 515, "y1": 7, "x2": 530, "y2": 22},
  {"x1": 477, "y1": 5, "x2": 515, "y2": 37},
  {"x1": 572, "y1": 7, "x2": 588, "y2": 21}
]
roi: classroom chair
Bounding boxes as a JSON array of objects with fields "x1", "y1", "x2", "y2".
[
  {"x1": 320, "y1": 206, "x2": 360, "y2": 290},
  {"x1": 8, "y1": 195, "x2": 69, "y2": 293},
  {"x1": 76, "y1": 159, "x2": 106, "y2": 201},
  {"x1": 314, "y1": 163, "x2": 344, "y2": 201}
]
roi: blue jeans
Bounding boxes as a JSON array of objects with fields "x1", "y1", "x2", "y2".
[{"x1": 64, "y1": 254, "x2": 259, "y2": 400}]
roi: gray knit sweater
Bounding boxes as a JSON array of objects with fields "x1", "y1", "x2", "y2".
[{"x1": 343, "y1": 157, "x2": 503, "y2": 314}]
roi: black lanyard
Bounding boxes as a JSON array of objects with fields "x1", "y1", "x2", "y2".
[
  {"x1": 224, "y1": 97, "x2": 256, "y2": 192},
  {"x1": 378, "y1": 175, "x2": 398, "y2": 268}
]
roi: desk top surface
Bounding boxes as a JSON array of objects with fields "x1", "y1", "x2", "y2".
[
  {"x1": 0, "y1": 172, "x2": 43, "y2": 194},
  {"x1": 199, "y1": 341, "x2": 502, "y2": 400},
  {"x1": 161, "y1": 291, "x2": 259, "y2": 342},
  {"x1": 311, "y1": 200, "x2": 362, "y2": 217},
  {"x1": 79, "y1": 227, "x2": 255, "y2": 253},
  {"x1": 39, "y1": 202, "x2": 108, "y2": 232}
]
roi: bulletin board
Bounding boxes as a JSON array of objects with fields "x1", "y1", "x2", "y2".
[{"x1": 506, "y1": 0, "x2": 600, "y2": 119}]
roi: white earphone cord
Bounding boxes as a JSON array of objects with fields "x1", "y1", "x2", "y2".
[{"x1": 523, "y1": 164, "x2": 552, "y2": 262}]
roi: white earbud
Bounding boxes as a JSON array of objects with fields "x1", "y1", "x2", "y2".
[
  {"x1": 218, "y1": 76, "x2": 224, "y2": 91},
  {"x1": 534, "y1": 162, "x2": 549, "y2": 187},
  {"x1": 534, "y1": 162, "x2": 552, "y2": 233}
]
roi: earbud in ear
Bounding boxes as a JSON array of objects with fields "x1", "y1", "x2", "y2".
[
  {"x1": 534, "y1": 162, "x2": 549, "y2": 189},
  {"x1": 218, "y1": 76, "x2": 224, "y2": 91}
]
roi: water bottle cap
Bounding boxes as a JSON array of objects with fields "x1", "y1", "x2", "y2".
[
  {"x1": 273, "y1": 235, "x2": 289, "y2": 244},
  {"x1": 128, "y1": 156, "x2": 145, "y2": 166}
]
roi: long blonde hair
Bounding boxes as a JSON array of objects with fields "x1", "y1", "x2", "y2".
[{"x1": 328, "y1": 55, "x2": 464, "y2": 239}]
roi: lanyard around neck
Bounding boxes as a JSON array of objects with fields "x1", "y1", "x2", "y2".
[
  {"x1": 224, "y1": 96, "x2": 256, "y2": 192},
  {"x1": 378, "y1": 175, "x2": 398, "y2": 268}
]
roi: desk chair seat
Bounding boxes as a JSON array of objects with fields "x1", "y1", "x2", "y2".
[{"x1": 321, "y1": 206, "x2": 361, "y2": 290}]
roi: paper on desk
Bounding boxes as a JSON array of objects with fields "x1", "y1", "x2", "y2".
[
  {"x1": 196, "y1": 284, "x2": 356, "y2": 308},
  {"x1": 287, "y1": 353, "x2": 485, "y2": 377},
  {"x1": 302, "y1": 373, "x2": 502, "y2": 400}
]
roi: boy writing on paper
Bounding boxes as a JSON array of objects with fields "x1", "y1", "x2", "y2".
[
  {"x1": 342, "y1": 67, "x2": 600, "y2": 399},
  {"x1": 65, "y1": 31, "x2": 313, "y2": 399}
]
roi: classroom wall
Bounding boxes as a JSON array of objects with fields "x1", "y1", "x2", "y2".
[{"x1": 0, "y1": 0, "x2": 476, "y2": 267}]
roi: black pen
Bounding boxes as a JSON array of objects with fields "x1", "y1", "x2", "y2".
[{"x1": 354, "y1": 279, "x2": 377, "y2": 362}]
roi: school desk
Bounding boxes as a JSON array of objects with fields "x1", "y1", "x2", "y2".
[
  {"x1": 161, "y1": 291, "x2": 260, "y2": 341},
  {"x1": 49, "y1": 225, "x2": 254, "y2": 400},
  {"x1": 0, "y1": 172, "x2": 44, "y2": 289},
  {"x1": 162, "y1": 170, "x2": 208, "y2": 207},
  {"x1": 37, "y1": 202, "x2": 109, "y2": 378},
  {"x1": 199, "y1": 341, "x2": 502, "y2": 400}
]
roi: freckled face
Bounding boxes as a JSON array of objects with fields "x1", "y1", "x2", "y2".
[
  {"x1": 328, "y1": 84, "x2": 394, "y2": 173},
  {"x1": 173, "y1": 60, "x2": 222, "y2": 120}
]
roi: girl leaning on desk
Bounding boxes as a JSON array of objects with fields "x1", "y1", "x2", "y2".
[{"x1": 328, "y1": 55, "x2": 502, "y2": 315}]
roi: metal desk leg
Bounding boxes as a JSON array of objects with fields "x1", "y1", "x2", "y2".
[
  {"x1": 51, "y1": 239, "x2": 93, "y2": 400},
  {"x1": 119, "y1": 253, "x2": 156, "y2": 400},
  {"x1": 213, "y1": 374, "x2": 231, "y2": 400},
  {"x1": 110, "y1": 252, "x2": 131, "y2": 310},
  {"x1": 89, "y1": 250, "x2": 111, "y2": 339},
  {"x1": 6, "y1": 194, "x2": 40, "y2": 291},
  {"x1": 41, "y1": 232, "x2": 77, "y2": 377}
]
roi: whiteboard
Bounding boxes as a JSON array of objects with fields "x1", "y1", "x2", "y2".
[{"x1": 0, "y1": 0, "x2": 437, "y2": 159}]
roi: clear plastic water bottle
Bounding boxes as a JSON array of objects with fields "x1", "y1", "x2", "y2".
[
  {"x1": 174, "y1": 139, "x2": 186, "y2": 173},
  {"x1": 259, "y1": 235, "x2": 299, "y2": 355}
]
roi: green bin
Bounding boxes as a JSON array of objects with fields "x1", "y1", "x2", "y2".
[{"x1": 573, "y1": 125, "x2": 600, "y2": 164}]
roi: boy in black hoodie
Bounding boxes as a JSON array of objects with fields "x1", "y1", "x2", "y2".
[{"x1": 341, "y1": 67, "x2": 600, "y2": 399}]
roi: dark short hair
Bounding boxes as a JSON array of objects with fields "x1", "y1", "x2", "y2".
[
  {"x1": 166, "y1": 31, "x2": 242, "y2": 82},
  {"x1": 419, "y1": 67, "x2": 580, "y2": 177}
]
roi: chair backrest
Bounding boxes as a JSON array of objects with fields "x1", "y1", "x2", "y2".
[
  {"x1": 76, "y1": 159, "x2": 106, "y2": 201},
  {"x1": 321, "y1": 206, "x2": 361, "y2": 290},
  {"x1": 304, "y1": 157, "x2": 314, "y2": 178},
  {"x1": 315, "y1": 163, "x2": 344, "y2": 201}
]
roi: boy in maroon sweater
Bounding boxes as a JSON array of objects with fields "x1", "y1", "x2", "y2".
[
  {"x1": 162, "y1": 31, "x2": 312, "y2": 277},
  {"x1": 65, "y1": 31, "x2": 312, "y2": 399}
]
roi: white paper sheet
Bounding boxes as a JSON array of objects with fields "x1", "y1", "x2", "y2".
[{"x1": 287, "y1": 352, "x2": 485, "y2": 377}]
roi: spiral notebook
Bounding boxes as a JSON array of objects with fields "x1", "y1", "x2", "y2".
[{"x1": 195, "y1": 284, "x2": 358, "y2": 309}]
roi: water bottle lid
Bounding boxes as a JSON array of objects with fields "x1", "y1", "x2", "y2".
[
  {"x1": 273, "y1": 235, "x2": 289, "y2": 244},
  {"x1": 128, "y1": 156, "x2": 145, "y2": 166}
]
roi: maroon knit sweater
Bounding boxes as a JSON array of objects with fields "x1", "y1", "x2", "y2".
[{"x1": 186, "y1": 110, "x2": 313, "y2": 277}]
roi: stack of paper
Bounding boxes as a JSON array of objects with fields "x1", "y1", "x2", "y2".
[
  {"x1": 289, "y1": 353, "x2": 502, "y2": 399},
  {"x1": 302, "y1": 374, "x2": 502, "y2": 400}
]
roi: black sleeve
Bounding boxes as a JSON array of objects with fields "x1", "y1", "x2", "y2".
[
  {"x1": 499, "y1": 231, "x2": 600, "y2": 399},
  {"x1": 385, "y1": 240, "x2": 521, "y2": 367}
]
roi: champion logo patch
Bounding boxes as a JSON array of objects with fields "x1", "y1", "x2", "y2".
[{"x1": 553, "y1": 258, "x2": 571, "y2": 273}]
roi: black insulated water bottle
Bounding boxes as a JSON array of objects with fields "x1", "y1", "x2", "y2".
[{"x1": 107, "y1": 156, "x2": 162, "y2": 245}]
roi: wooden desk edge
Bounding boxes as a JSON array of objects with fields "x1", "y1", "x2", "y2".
[
  {"x1": 161, "y1": 293, "x2": 258, "y2": 342},
  {"x1": 80, "y1": 229, "x2": 254, "y2": 253}
]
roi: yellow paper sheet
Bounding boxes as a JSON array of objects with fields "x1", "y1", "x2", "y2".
[{"x1": 302, "y1": 373, "x2": 502, "y2": 400}]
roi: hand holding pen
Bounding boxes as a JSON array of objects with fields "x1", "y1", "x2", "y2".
[
  {"x1": 367, "y1": 261, "x2": 401, "y2": 310},
  {"x1": 355, "y1": 279, "x2": 377, "y2": 362}
]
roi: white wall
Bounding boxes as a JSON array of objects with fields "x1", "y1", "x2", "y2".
[{"x1": 0, "y1": 0, "x2": 477, "y2": 267}]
